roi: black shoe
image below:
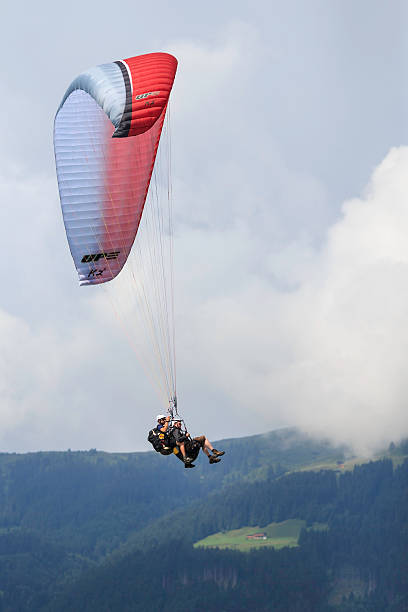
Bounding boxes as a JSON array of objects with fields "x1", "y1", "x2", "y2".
[
  {"x1": 212, "y1": 449, "x2": 225, "y2": 457},
  {"x1": 185, "y1": 463, "x2": 195, "y2": 468},
  {"x1": 209, "y1": 456, "x2": 221, "y2": 464},
  {"x1": 184, "y1": 456, "x2": 192, "y2": 464}
]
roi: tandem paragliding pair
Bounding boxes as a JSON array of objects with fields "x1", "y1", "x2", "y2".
[
  {"x1": 148, "y1": 414, "x2": 225, "y2": 468},
  {"x1": 53, "y1": 52, "x2": 225, "y2": 468}
]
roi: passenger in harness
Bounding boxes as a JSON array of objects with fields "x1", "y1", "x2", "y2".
[
  {"x1": 169, "y1": 419, "x2": 225, "y2": 469},
  {"x1": 147, "y1": 415, "x2": 174, "y2": 455}
]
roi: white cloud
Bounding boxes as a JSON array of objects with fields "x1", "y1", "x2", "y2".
[{"x1": 177, "y1": 147, "x2": 408, "y2": 454}]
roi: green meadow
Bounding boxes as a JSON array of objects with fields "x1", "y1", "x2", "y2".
[{"x1": 194, "y1": 519, "x2": 326, "y2": 552}]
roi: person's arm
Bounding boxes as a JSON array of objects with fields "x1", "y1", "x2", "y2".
[{"x1": 162, "y1": 415, "x2": 171, "y2": 433}]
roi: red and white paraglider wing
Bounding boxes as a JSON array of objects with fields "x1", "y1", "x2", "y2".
[{"x1": 54, "y1": 53, "x2": 177, "y2": 285}]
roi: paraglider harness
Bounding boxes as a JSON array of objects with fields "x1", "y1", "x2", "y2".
[
  {"x1": 147, "y1": 396, "x2": 200, "y2": 463},
  {"x1": 147, "y1": 428, "x2": 173, "y2": 455}
]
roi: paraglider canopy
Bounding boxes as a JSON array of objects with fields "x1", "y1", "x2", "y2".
[{"x1": 54, "y1": 52, "x2": 177, "y2": 286}]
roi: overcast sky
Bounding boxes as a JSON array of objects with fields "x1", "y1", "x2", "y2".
[{"x1": 0, "y1": 0, "x2": 407, "y2": 454}]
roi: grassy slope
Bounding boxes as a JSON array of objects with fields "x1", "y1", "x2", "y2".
[
  {"x1": 296, "y1": 452, "x2": 407, "y2": 474},
  {"x1": 194, "y1": 519, "x2": 305, "y2": 551},
  {"x1": 194, "y1": 519, "x2": 329, "y2": 552}
]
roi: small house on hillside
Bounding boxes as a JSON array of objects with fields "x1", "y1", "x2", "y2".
[{"x1": 246, "y1": 533, "x2": 267, "y2": 540}]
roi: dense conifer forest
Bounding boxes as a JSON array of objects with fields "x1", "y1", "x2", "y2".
[{"x1": 0, "y1": 430, "x2": 406, "y2": 611}]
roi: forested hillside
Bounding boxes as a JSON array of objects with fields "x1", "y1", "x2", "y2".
[
  {"x1": 48, "y1": 457, "x2": 408, "y2": 612},
  {"x1": 0, "y1": 431, "x2": 406, "y2": 611},
  {"x1": 0, "y1": 428, "x2": 347, "y2": 558}
]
